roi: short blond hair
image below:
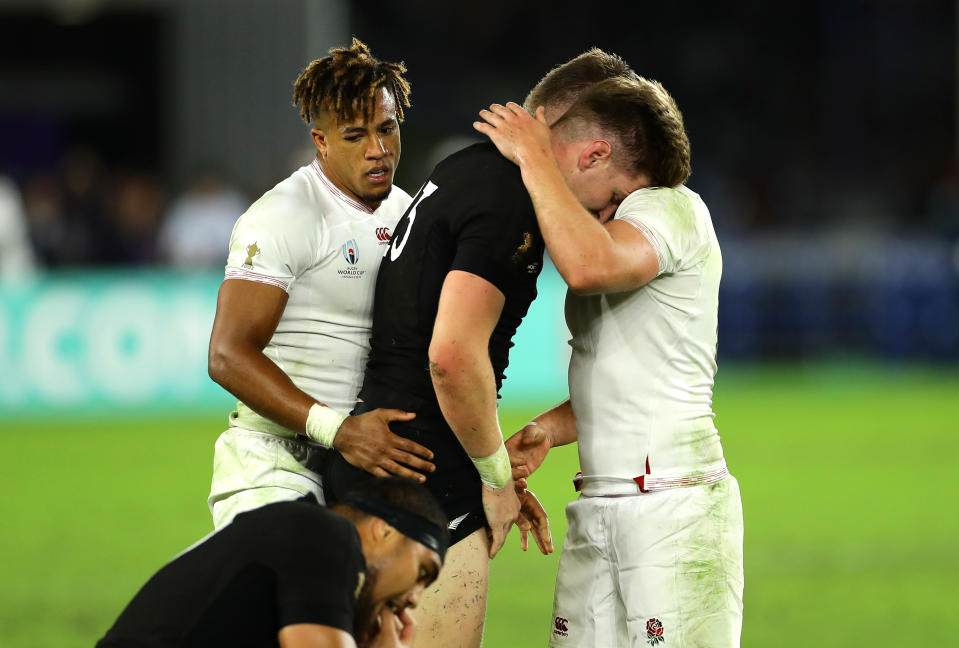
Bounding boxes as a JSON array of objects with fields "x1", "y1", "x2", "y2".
[{"x1": 524, "y1": 48, "x2": 638, "y2": 115}]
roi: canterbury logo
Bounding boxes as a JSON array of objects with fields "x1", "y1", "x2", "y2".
[
  {"x1": 447, "y1": 512, "x2": 469, "y2": 530},
  {"x1": 554, "y1": 617, "x2": 569, "y2": 633},
  {"x1": 375, "y1": 227, "x2": 391, "y2": 242}
]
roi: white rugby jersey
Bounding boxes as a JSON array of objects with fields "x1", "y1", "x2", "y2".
[
  {"x1": 567, "y1": 185, "x2": 725, "y2": 479},
  {"x1": 223, "y1": 159, "x2": 411, "y2": 434}
]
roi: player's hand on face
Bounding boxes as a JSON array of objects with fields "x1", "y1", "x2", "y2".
[
  {"x1": 482, "y1": 479, "x2": 522, "y2": 559},
  {"x1": 516, "y1": 486, "x2": 553, "y2": 555},
  {"x1": 366, "y1": 607, "x2": 416, "y2": 648},
  {"x1": 333, "y1": 409, "x2": 435, "y2": 482},
  {"x1": 473, "y1": 102, "x2": 552, "y2": 167},
  {"x1": 506, "y1": 423, "x2": 551, "y2": 482}
]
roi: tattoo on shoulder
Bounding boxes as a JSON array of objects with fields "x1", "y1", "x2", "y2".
[{"x1": 429, "y1": 360, "x2": 447, "y2": 378}]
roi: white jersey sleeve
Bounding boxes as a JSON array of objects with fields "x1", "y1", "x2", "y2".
[
  {"x1": 615, "y1": 187, "x2": 710, "y2": 276},
  {"x1": 224, "y1": 194, "x2": 322, "y2": 292}
]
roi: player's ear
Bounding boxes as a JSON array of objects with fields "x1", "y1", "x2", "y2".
[
  {"x1": 311, "y1": 127, "x2": 329, "y2": 158},
  {"x1": 577, "y1": 140, "x2": 613, "y2": 171},
  {"x1": 370, "y1": 517, "x2": 398, "y2": 545}
]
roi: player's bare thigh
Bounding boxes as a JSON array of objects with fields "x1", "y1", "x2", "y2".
[{"x1": 413, "y1": 527, "x2": 490, "y2": 648}]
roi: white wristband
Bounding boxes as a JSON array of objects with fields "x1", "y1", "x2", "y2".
[
  {"x1": 472, "y1": 441, "x2": 511, "y2": 489},
  {"x1": 305, "y1": 403, "x2": 348, "y2": 448}
]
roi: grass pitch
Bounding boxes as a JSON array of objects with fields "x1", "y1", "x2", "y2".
[{"x1": 3, "y1": 362, "x2": 958, "y2": 647}]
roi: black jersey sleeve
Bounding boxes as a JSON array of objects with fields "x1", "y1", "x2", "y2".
[
  {"x1": 448, "y1": 191, "x2": 538, "y2": 296},
  {"x1": 270, "y1": 507, "x2": 365, "y2": 634}
]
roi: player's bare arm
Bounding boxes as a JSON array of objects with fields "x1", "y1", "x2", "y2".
[
  {"x1": 209, "y1": 279, "x2": 435, "y2": 481},
  {"x1": 507, "y1": 399, "x2": 579, "y2": 484},
  {"x1": 474, "y1": 102, "x2": 659, "y2": 294},
  {"x1": 428, "y1": 270, "x2": 521, "y2": 558},
  {"x1": 507, "y1": 401, "x2": 579, "y2": 556}
]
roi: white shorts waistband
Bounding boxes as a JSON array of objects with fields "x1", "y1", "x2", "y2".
[{"x1": 574, "y1": 458, "x2": 729, "y2": 497}]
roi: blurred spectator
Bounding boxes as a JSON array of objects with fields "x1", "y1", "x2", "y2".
[
  {"x1": 23, "y1": 147, "x2": 109, "y2": 267},
  {"x1": 60, "y1": 146, "x2": 113, "y2": 262},
  {"x1": 158, "y1": 173, "x2": 246, "y2": 269},
  {"x1": 0, "y1": 175, "x2": 37, "y2": 277},
  {"x1": 104, "y1": 171, "x2": 165, "y2": 265}
]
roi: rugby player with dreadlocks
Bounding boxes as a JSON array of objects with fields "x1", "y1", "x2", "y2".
[{"x1": 206, "y1": 38, "x2": 435, "y2": 529}]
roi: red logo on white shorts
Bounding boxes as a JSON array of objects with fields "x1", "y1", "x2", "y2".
[
  {"x1": 646, "y1": 618, "x2": 664, "y2": 645},
  {"x1": 553, "y1": 616, "x2": 569, "y2": 637}
]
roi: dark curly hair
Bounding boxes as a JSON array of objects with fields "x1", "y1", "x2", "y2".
[{"x1": 292, "y1": 37, "x2": 411, "y2": 126}]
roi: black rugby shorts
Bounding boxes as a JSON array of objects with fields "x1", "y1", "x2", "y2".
[{"x1": 322, "y1": 381, "x2": 487, "y2": 546}]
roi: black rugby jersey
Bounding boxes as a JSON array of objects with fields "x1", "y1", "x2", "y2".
[
  {"x1": 365, "y1": 142, "x2": 544, "y2": 404},
  {"x1": 97, "y1": 498, "x2": 364, "y2": 647}
]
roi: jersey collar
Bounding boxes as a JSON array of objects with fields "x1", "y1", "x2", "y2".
[{"x1": 311, "y1": 159, "x2": 376, "y2": 214}]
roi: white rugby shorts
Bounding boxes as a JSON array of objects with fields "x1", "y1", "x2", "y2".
[
  {"x1": 207, "y1": 427, "x2": 327, "y2": 530},
  {"x1": 549, "y1": 475, "x2": 744, "y2": 648}
]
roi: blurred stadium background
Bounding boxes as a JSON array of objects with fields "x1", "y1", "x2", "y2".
[{"x1": 2, "y1": 0, "x2": 958, "y2": 646}]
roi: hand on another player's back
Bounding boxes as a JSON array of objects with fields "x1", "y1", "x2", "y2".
[
  {"x1": 506, "y1": 423, "x2": 551, "y2": 483},
  {"x1": 482, "y1": 479, "x2": 522, "y2": 559},
  {"x1": 334, "y1": 410, "x2": 435, "y2": 483}
]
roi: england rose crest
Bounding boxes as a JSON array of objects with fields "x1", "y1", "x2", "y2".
[{"x1": 646, "y1": 618, "x2": 664, "y2": 645}]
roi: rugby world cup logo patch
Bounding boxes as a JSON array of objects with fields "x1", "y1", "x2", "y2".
[
  {"x1": 342, "y1": 239, "x2": 359, "y2": 265},
  {"x1": 337, "y1": 239, "x2": 367, "y2": 279},
  {"x1": 646, "y1": 618, "x2": 664, "y2": 645}
]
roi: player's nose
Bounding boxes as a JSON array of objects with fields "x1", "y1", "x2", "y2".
[
  {"x1": 405, "y1": 584, "x2": 425, "y2": 609},
  {"x1": 366, "y1": 136, "x2": 389, "y2": 159}
]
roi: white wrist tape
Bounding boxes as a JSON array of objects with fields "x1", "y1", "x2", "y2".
[
  {"x1": 472, "y1": 441, "x2": 511, "y2": 489},
  {"x1": 305, "y1": 403, "x2": 348, "y2": 448}
]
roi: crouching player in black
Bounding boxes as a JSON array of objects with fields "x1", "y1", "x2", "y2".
[
  {"x1": 323, "y1": 49, "x2": 651, "y2": 648},
  {"x1": 96, "y1": 477, "x2": 447, "y2": 648}
]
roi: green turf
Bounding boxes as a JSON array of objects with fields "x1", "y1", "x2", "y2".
[{"x1": 3, "y1": 362, "x2": 958, "y2": 647}]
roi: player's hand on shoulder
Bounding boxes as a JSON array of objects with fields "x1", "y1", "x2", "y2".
[
  {"x1": 482, "y1": 478, "x2": 522, "y2": 559},
  {"x1": 516, "y1": 486, "x2": 553, "y2": 556},
  {"x1": 506, "y1": 422, "x2": 551, "y2": 482},
  {"x1": 473, "y1": 102, "x2": 552, "y2": 168},
  {"x1": 333, "y1": 409, "x2": 435, "y2": 482}
]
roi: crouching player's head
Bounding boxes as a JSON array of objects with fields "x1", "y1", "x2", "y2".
[{"x1": 333, "y1": 477, "x2": 448, "y2": 646}]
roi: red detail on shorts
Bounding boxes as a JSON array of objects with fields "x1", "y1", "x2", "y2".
[{"x1": 633, "y1": 456, "x2": 652, "y2": 493}]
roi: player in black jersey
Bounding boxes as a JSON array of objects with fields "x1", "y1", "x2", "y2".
[
  {"x1": 323, "y1": 49, "x2": 648, "y2": 648},
  {"x1": 96, "y1": 478, "x2": 447, "y2": 648}
]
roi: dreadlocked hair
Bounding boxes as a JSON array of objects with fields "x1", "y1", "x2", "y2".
[{"x1": 292, "y1": 37, "x2": 411, "y2": 126}]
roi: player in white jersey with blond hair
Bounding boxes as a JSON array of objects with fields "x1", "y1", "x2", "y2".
[
  {"x1": 475, "y1": 76, "x2": 744, "y2": 647},
  {"x1": 206, "y1": 38, "x2": 435, "y2": 530}
]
